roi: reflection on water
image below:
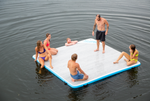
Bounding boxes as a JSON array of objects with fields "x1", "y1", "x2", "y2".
[
  {"x1": 68, "y1": 87, "x2": 88, "y2": 101},
  {"x1": 0, "y1": 0, "x2": 150, "y2": 100},
  {"x1": 92, "y1": 81, "x2": 112, "y2": 101},
  {"x1": 34, "y1": 61, "x2": 53, "y2": 86},
  {"x1": 126, "y1": 67, "x2": 139, "y2": 88}
]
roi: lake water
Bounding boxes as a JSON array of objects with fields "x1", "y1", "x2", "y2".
[{"x1": 0, "y1": 0, "x2": 150, "y2": 101}]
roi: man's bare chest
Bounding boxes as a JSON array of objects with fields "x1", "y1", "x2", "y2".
[{"x1": 96, "y1": 20, "x2": 105, "y2": 26}]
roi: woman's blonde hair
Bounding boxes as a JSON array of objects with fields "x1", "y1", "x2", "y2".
[{"x1": 37, "y1": 40, "x2": 41, "y2": 52}]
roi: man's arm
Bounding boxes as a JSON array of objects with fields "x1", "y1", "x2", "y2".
[
  {"x1": 65, "y1": 42, "x2": 75, "y2": 46},
  {"x1": 105, "y1": 19, "x2": 109, "y2": 35},
  {"x1": 72, "y1": 40, "x2": 78, "y2": 43},
  {"x1": 67, "y1": 61, "x2": 69, "y2": 68},
  {"x1": 77, "y1": 63, "x2": 86, "y2": 75},
  {"x1": 92, "y1": 20, "x2": 97, "y2": 36},
  {"x1": 93, "y1": 21, "x2": 97, "y2": 32}
]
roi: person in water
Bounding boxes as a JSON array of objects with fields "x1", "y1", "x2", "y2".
[
  {"x1": 92, "y1": 14, "x2": 109, "y2": 53},
  {"x1": 65, "y1": 38, "x2": 78, "y2": 46},
  {"x1": 44, "y1": 33, "x2": 58, "y2": 55},
  {"x1": 35, "y1": 40, "x2": 53, "y2": 69},
  {"x1": 113, "y1": 44, "x2": 139, "y2": 66},
  {"x1": 67, "y1": 53, "x2": 88, "y2": 82}
]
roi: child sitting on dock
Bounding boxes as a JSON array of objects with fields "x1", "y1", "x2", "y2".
[
  {"x1": 65, "y1": 38, "x2": 78, "y2": 46},
  {"x1": 67, "y1": 53, "x2": 88, "y2": 82}
]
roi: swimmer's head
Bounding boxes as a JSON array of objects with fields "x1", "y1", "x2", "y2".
[
  {"x1": 96, "y1": 14, "x2": 101, "y2": 21},
  {"x1": 71, "y1": 53, "x2": 77, "y2": 61},
  {"x1": 66, "y1": 38, "x2": 71, "y2": 43}
]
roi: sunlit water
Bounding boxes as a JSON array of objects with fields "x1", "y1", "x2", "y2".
[{"x1": 0, "y1": 0, "x2": 150, "y2": 101}]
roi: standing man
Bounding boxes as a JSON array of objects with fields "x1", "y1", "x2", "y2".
[{"x1": 92, "y1": 14, "x2": 109, "y2": 53}]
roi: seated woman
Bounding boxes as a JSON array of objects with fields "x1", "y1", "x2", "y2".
[
  {"x1": 113, "y1": 44, "x2": 139, "y2": 66},
  {"x1": 44, "y1": 33, "x2": 58, "y2": 55},
  {"x1": 35, "y1": 40, "x2": 53, "y2": 69},
  {"x1": 65, "y1": 38, "x2": 78, "y2": 46}
]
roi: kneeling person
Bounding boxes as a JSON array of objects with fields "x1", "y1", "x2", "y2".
[{"x1": 67, "y1": 53, "x2": 88, "y2": 82}]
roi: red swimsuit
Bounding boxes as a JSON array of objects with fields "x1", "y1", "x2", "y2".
[{"x1": 45, "y1": 40, "x2": 50, "y2": 50}]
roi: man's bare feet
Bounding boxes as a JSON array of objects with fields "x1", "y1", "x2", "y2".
[
  {"x1": 71, "y1": 77, "x2": 76, "y2": 82},
  {"x1": 113, "y1": 61, "x2": 118, "y2": 64},
  {"x1": 94, "y1": 49, "x2": 99, "y2": 52},
  {"x1": 102, "y1": 50, "x2": 105, "y2": 53}
]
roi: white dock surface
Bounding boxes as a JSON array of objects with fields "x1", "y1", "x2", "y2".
[{"x1": 32, "y1": 38, "x2": 140, "y2": 88}]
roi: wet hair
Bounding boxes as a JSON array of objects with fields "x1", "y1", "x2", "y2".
[
  {"x1": 66, "y1": 38, "x2": 70, "y2": 41},
  {"x1": 71, "y1": 53, "x2": 77, "y2": 61},
  {"x1": 96, "y1": 14, "x2": 101, "y2": 18},
  {"x1": 130, "y1": 44, "x2": 136, "y2": 54},
  {"x1": 46, "y1": 33, "x2": 50, "y2": 38},
  {"x1": 37, "y1": 40, "x2": 42, "y2": 52}
]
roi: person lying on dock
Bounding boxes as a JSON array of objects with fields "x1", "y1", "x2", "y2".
[
  {"x1": 113, "y1": 44, "x2": 139, "y2": 66},
  {"x1": 35, "y1": 40, "x2": 53, "y2": 69},
  {"x1": 67, "y1": 53, "x2": 88, "y2": 82},
  {"x1": 65, "y1": 38, "x2": 78, "y2": 46}
]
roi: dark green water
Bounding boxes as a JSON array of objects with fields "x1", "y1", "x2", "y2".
[{"x1": 0, "y1": 0, "x2": 150, "y2": 101}]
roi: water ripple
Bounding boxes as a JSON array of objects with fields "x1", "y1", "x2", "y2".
[{"x1": 0, "y1": 0, "x2": 150, "y2": 101}]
